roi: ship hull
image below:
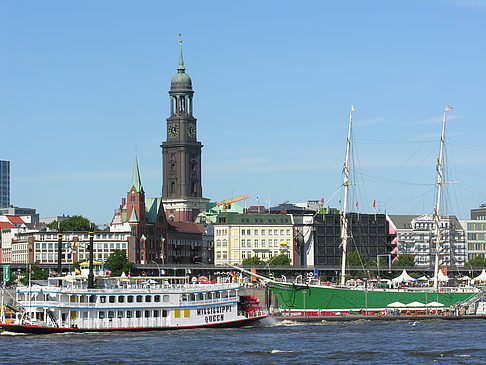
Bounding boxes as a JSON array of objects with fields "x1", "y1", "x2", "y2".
[
  {"x1": 268, "y1": 283, "x2": 475, "y2": 316},
  {"x1": 0, "y1": 315, "x2": 267, "y2": 334}
]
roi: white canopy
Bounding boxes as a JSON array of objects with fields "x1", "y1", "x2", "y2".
[
  {"x1": 392, "y1": 269, "x2": 416, "y2": 283},
  {"x1": 406, "y1": 301, "x2": 425, "y2": 307},
  {"x1": 426, "y1": 301, "x2": 444, "y2": 307},
  {"x1": 473, "y1": 269, "x2": 486, "y2": 282},
  {"x1": 436, "y1": 270, "x2": 449, "y2": 282},
  {"x1": 417, "y1": 276, "x2": 429, "y2": 281},
  {"x1": 387, "y1": 301, "x2": 406, "y2": 308}
]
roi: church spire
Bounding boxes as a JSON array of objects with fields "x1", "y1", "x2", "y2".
[
  {"x1": 129, "y1": 153, "x2": 143, "y2": 192},
  {"x1": 177, "y1": 33, "x2": 185, "y2": 72}
]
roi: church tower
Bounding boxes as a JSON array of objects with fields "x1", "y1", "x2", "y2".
[{"x1": 161, "y1": 37, "x2": 208, "y2": 222}]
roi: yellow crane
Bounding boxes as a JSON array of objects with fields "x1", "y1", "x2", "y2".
[{"x1": 217, "y1": 194, "x2": 250, "y2": 210}]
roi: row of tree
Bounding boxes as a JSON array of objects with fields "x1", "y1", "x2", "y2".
[{"x1": 241, "y1": 254, "x2": 291, "y2": 266}]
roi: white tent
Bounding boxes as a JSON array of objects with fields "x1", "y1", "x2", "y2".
[
  {"x1": 426, "y1": 301, "x2": 444, "y2": 307},
  {"x1": 437, "y1": 270, "x2": 449, "y2": 282},
  {"x1": 392, "y1": 269, "x2": 416, "y2": 284},
  {"x1": 387, "y1": 301, "x2": 406, "y2": 308},
  {"x1": 474, "y1": 269, "x2": 486, "y2": 282},
  {"x1": 406, "y1": 301, "x2": 425, "y2": 308},
  {"x1": 417, "y1": 276, "x2": 429, "y2": 281}
]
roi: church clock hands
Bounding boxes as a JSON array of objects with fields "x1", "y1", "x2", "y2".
[
  {"x1": 187, "y1": 123, "x2": 196, "y2": 138},
  {"x1": 168, "y1": 123, "x2": 179, "y2": 138}
]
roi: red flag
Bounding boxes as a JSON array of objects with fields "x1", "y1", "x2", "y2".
[
  {"x1": 356, "y1": 200, "x2": 358, "y2": 207},
  {"x1": 320, "y1": 198, "x2": 324, "y2": 204},
  {"x1": 373, "y1": 200, "x2": 376, "y2": 208}
]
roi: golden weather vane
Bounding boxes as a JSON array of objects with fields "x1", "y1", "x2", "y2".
[{"x1": 179, "y1": 33, "x2": 182, "y2": 46}]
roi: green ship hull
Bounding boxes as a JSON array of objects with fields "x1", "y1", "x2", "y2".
[{"x1": 268, "y1": 282, "x2": 477, "y2": 316}]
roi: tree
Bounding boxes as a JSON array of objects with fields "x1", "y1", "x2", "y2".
[
  {"x1": 47, "y1": 216, "x2": 97, "y2": 232},
  {"x1": 346, "y1": 251, "x2": 365, "y2": 266},
  {"x1": 366, "y1": 257, "x2": 388, "y2": 268},
  {"x1": 392, "y1": 254, "x2": 416, "y2": 267},
  {"x1": 242, "y1": 256, "x2": 265, "y2": 266},
  {"x1": 267, "y1": 254, "x2": 291, "y2": 266},
  {"x1": 465, "y1": 255, "x2": 486, "y2": 268},
  {"x1": 19, "y1": 264, "x2": 49, "y2": 286},
  {"x1": 104, "y1": 249, "x2": 134, "y2": 276}
]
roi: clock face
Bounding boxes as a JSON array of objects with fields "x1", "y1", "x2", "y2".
[
  {"x1": 187, "y1": 123, "x2": 196, "y2": 138},
  {"x1": 168, "y1": 123, "x2": 179, "y2": 138}
]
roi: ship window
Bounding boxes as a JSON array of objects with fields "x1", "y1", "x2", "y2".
[
  {"x1": 118, "y1": 296, "x2": 125, "y2": 303},
  {"x1": 190, "y1": 294, "x2": 196, "y2": 301},
  {"x1": 163, "y1": 295, "x2": 170, "y2": 302},
  {"x1": 108, "y1": 311, "x2": 114, "y2": 319},
  {"x1": 215, "y1": 291, "x2": 221, "y2": 299},
  {"x1": 184, "y1": 309, "x2": 190, "y2": 318},
  {"x1": 126, "y1": 311, "x2": 132, "y2": 318},
  {"x1": 127, "y1": 296, "x2": 134, "y2": 303},
  {"x1": 154, "y1": 310, "x2": 159, "y2": 318},
  {"x1": 162, "y1": 310, "x2": 168, "y2": 318},
  {"x1": 109, "y1": 296, "x2": 116, "y2": 303},
  {"x1": 207, "y1": 292, "x2": 213, "y2": 299},
  {"x1": 136, "y1": 310, "x2": 142, "y2": 318},
  {"x1": 99, "y1": 311, "x2": 105, "y2": 319},
  {"x1": 222, "y1": 291, "x2": 228, "y2": 298},
  {"x1": 229, "y1": 290, "x2": 236, "y2": 297},
  {"x1": 198, "y1": 293, "x2": 204, "y2": 301},
  {"x1": 145, "y1": 310, "x2": 150, "y2": 318},
  {"x1": 174, "y1": 309, "x2": 181, "y2": 318},
  {"x1": 154, "y1": 295, "x2": 160, "y2": 302},
  {"x1": 145, "y1": 295, "x2": 152, "y2": 302},
  {"x1": 117, "y1": 311, "x2": 124, "y2": 318},
  {"x1": 181, "y1": 294, "x2": 188, "y2": 302},
  {"x1": 89, "y1": 295, "x2": 96, "y2": 303},
  {"x1": 99, "y1": 296, "x2": 106, "y2": 303},
  {"x1": 136, "y1": 295, "x2": 143, "y2": 303}
]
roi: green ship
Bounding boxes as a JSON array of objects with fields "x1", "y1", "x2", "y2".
[
  {"x1": 268, "y1": 106, "x2": 478, "y2": 316},
  {"x1": 267, "y1": 282, "x2": 477, "y2": 316}
]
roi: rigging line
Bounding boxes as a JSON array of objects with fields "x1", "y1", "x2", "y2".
[
  {"x1": 452, "y1": 164, "x2": 486, "y2": 179},
  {"x1": 356, "y1": 169, "x2": 435, "y2": 186},
  {"x1": 355, "y1": 138, "x2": 437, "y2": 145},
  {"x1": 449, "y1": 140, "x2": 486, "y2": 152}
]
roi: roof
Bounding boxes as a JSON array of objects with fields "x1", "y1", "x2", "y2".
[
  {"x1": 169, "y1": 221, "x2": 201, "y2": 234},
  {"x1": 129, "y1": 155, "x2": 143, "y2": 193},
  {"x1": 0, "y1": 222, "x2": 14, "y2": 230},
  {"x1": 215, "y1": 212, "x2": 292, "y2": 225},
  {"x1": 6, "y1": 216, "x2": 24, "y2": 224},
  {"x1": 388, "y1": 215, "x2": 417, "y2": 230},
  {"x1": 145, "y1": 197, "x2": 162, "y2": 224}
]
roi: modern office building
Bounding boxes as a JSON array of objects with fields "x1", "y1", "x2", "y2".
[{"x1": 0, "y1": 160, "x2": 10, "y2": 208}]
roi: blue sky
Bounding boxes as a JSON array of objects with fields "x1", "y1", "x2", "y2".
[{"x1": 1, "y1": 0, "x2": 485, "y2": 224}]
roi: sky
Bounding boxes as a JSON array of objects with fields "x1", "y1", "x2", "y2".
[{"x1": 1, "y1": 0, "x2": 485, "y2": 225}]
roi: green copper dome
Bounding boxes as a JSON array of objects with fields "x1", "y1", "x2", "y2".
[{"x1": 170, "y1": 39, "x2": 192, "y2": 91}]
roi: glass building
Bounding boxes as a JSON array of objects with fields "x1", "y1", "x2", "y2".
[{"x1": 0, "y1": 160, "x2": 10, "y2": 208}]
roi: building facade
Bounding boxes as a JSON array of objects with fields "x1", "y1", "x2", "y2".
[
  {"x1": 161, "y1": 41, "x2": 209, "y2": 223},
  {"x1": 313, "y1": 213, "x2": 392, "y2": 266},
  {"x1": 390, "y1": 214, "x2": 466, "y2": 268},
  {"x1": 11, "y1": 231, "x2": 131, "y2": 265},
  {"x1": 213, "y1": 212, "x2": 294, "y2": 265},
  {"x1": 0, "y1": 160, "x2": 10, "y2": 208}
]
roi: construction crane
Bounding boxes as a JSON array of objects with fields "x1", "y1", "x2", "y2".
[{"x1": 217, "y1": 194, "x2": 250, "y2": 210}]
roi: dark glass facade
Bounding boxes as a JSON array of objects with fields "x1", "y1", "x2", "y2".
[{"x1": 0, "y1": 160, "x2": 10, "y2": 208}]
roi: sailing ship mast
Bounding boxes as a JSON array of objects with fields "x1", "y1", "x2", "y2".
[
  {"x1": 340, "y1": 105, "x2": 354, "y2": 286},
  {"x1": 432, "y1": 105, "x2": 453, "y2": 291}
]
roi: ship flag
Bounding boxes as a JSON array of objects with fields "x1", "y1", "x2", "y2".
[{"x1": 445, "y1": 105, "x2": 453, "y2": 111}]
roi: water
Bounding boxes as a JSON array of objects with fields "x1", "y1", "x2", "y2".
[{"x1": 2, "y1": 318, "x2": 485, "y2": 364}]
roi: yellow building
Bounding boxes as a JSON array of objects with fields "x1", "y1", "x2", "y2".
[{"x1": 213, "y1": 212, "x2": 294, "y2": 265}]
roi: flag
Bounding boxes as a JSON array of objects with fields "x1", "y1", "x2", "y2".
[
  {"x1": 229, "y1": 271, "x2": 236, "y2": 278},
  {"x1": 445, "y1": 105, "x2": 453, "y2": 111},
  {"x1": 29, "y1": 269, "x2": 35, "y2": 275},
  {"x1": 49, "y1": 269, "x2": 57, "y2": 276},
  {"x1": 105, "y1": 268, "x2": 112, "y2": 275},
  {"x1": 320, "y1": 198, "x2": 324, "y2": 204},
  {"x1": 313, "y1": 268, "x2": 319, "y2": 279},
  {"x1": 356, "y1": 200, "x2": 358, "y2": 207},
  {"x1": 373, "y1": 200, "x2": 376, "y2": 208},
  {"x1": 128, "y1": 269, "x2": 131, "y2": 279},
  {"x1": 351, "y1": 105, "x2": 355, "y2": 112},
  {"x1": 185, "y1": 268, "x2": 192, "y2": 274},
  {"x1": 75, "y1": 268, "x2": 81, "y2": 275},
  {"x1": 160, "y1": 269, "x2": 166, "y2": 275}
]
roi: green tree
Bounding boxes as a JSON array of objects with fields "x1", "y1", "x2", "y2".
[
  {"x1": 104, "y1": 249, "x2": 134, "y2": 276},
  {"x1": 19, "y1": 264, "x2": 49, "y2": 286},
  {"x1": 366, "y1": 257, "x2": 388, "y2": 268},
  {"x1": 392, "y1": 254, "x2": 416, "y2": 267},
  {"x1": 47, "y1": 216, "x2": 97, "y2": 232},
  {"x1": 346, "y1": 250, "x2": 365, "y2": 266},
  {"x1": 267, "y1": 254, "x2": 291, "y2": 266},
  {"x1": 242, "y1": 256, "x2": 265, "y2": 266},
  {"x1": 465, "y1": 255, "x2": 486, "y2": 267}
]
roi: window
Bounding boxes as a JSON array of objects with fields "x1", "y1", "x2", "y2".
[
  {"x1": 136, "y1": 295, "x2": 143, "y2": 303},
  {"x1": 174, "y1": 309, "x2": 181, "y2": 318},
  {"x1": 246, "y1": 229, "x2": 251, "y2": 235},
  {"x1": 162, "y1": 310, "x2": 168, "y2": 318},
  {"x1": 184, "y1": 309, "x2": 190, "y2": 318},
  {"x1": 136, "y1": 310, "x2": 142, "y2": 318},
  {"x1": 254, "y1": 239, "x2": 259, "y2": 248},
  {"x1": 241, "y1": 239, "x2": 246, "y2": 247},
  {"x1": 261, "y1": 239, "x2": 266, "y2": 247},
  {"x1": 117, "y1": 311, "x2": 124, "y2": 318},
  {"x1": 286, "y1": 229, "x2": 290, "y2": 235},
  {"x1": 223, "y1": 240, "x2": 227, "y2": 247},
  {"x1": 154, "y1": 295, "x2": 160, "y2": 302},
  {"x1": 99, "y1": 311, "x2": 105, "y2": 319},
  {"x1": 109, "y1": 296, "x2": 115, "y2": 303},
  {"x1": 163, "y1": 295, "x2": 170, "y2": 302},
  {"x1": 145, "y1": 295, "x2": 152, "y2": 302},
  {"x1": 261, "y1": 229, "x2": 266, "y2": 235},
  {"x1": 254, "y1": 230, "x2": 259, "y2": 235},
  {"x1": 108, "y1": 311, "x2": 115, "y2": 319},
  {"x1": 269, "y1": 230, "x2": 273, "y2": 236},
  {"x1": 154, "y1": 310, "x2": 159, "y2": 318},
  {"x1": 127, "y1": 295, "x2": 134, "y2": 303},
  {"x1": 127, "y1": 311, "x2": 132, "y2": 318},
  {"x1": 118, "y1": 296, "x2": 125, "y2": 303},
  {"x1": 145, "y1": 310, "x2": 150, "y2": 318},
  {"x1": 99, "y1": 296, "x2": 106, "y2": 303}
]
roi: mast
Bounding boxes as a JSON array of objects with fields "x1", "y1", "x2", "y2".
[
  {"x1": 432, "y1": 105, "x2": 452, "y2": 291},
  {"x1": 340, "y1": 105, "x2": 354, "y2": 286}
]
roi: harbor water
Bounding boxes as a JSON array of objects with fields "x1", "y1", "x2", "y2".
[{"x1": 2, "y1": 317, "x2": 486, "y2": 364}]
